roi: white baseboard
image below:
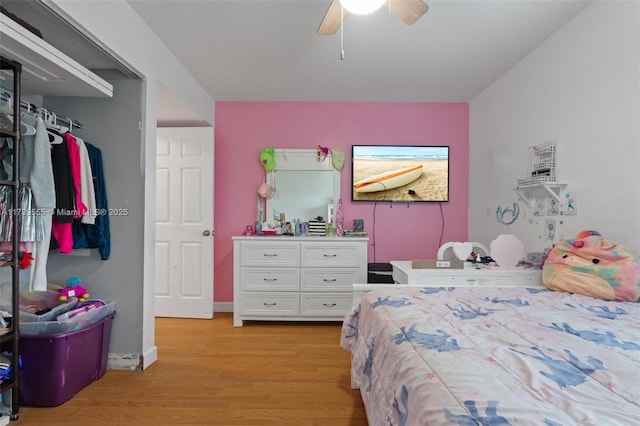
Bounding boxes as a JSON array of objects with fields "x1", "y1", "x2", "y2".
[
  {"x1": 107, "y1": 352, "x2": 142, "y2": 370},
  {"x1": 142, "y1": 345, "x2": 158, "y2": 369},
  {"x1": 214, "y1": 301, "x2": 233, "y2": 313}
]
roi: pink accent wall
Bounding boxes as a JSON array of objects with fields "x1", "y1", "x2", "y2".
[{"x1": 214, "y1": 102, "x2": 469, "y2": 302}]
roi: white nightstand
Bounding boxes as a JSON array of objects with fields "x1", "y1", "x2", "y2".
[
  {"x1": 390, "y1": 260, "x2": 544, "y2": 287},
  {"x1": 351, "y1": 260, "x2": 544, "y2": 308}
]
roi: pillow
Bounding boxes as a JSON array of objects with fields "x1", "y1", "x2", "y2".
[{"x1": 542, "y1": 230, "x2": 640, "y2": 301}]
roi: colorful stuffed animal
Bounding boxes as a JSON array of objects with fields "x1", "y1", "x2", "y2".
[
  {"x1": 259, "y1": 148, "x2": 275, "y2": 172},
  {"x1": 59, "y1": 276, "x2": 90, "y2": 302},
  {"x1": 542, "y1": 230, "x2": 640, "y2": 301}
]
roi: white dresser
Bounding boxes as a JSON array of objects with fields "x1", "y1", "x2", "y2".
[{"x1": 232, "y1": 236, "x2": 368, "y2": 326}]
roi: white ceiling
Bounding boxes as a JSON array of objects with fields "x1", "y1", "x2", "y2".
[
  {"x1": 0, "y1": 0, "x2": 592, "y2": 124},
  {"x1": 128, "y1": 0, "x2": 590, "y2": 107}
]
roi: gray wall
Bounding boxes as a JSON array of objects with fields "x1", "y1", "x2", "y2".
[{"x1": 45, "y1": 76, "x2": 144, "y2": 357}]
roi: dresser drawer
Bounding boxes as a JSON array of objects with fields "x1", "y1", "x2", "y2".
[
  {"x1": 241, "y1": 242, "x2": 299, "y2": 267},
  {"x1": 300, "y1": 268, "x2": 360, "y2": 291},
  {"x1": 233, "y1": 236, "x2": 369, "y2": 326},
  {"x1": 300, "y1": 243, "x2": 361, "y2": 267},
  {"x1": 241, "y1": 268, "x2": 300, "y2": 291},
  {"x1": 300, "y1": 293, "x2": 352, "y2": 317},
  {"x1": 240, "y1": 292, "x2": 300, "y2": 316}
]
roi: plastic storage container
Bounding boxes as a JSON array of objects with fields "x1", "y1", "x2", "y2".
[
  {"x1": 0, "y1": 283, "x2": 78, "y2": 322},
  {"x1": 19, "y1": 311, "x2": 116, "y2": 407},
  {"x1": 19, "y1": 295, "x2": 78, "y2": 323},
  {"x1": 20, "y1": 301, "x2": 116, "y2": 335}
]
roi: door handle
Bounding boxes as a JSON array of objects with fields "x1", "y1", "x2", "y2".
[{"x1": 202, "y1": 230, "x2": 211, "y2": 236}]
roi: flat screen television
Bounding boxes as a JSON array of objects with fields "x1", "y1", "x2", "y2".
[{"x1": 351, "y1": 145, "x2": 449, "y2": 202}]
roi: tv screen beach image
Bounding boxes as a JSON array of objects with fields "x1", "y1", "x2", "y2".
[{"x1": 352, "y1": 146, "x2": 449, "y2": 202}]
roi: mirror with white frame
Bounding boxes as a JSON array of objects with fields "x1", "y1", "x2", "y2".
[{"x1": 265, "y1": 149, "x2": 340, "y2": 225}]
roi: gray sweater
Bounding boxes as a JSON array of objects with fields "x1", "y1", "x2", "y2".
[{"x1": 19, "y1": 113, "x2": 56, "y2": 210}]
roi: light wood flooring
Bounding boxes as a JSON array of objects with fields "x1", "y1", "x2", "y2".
[{"x1": 14, "y1": 312, "x2": 367, "y2": 425}]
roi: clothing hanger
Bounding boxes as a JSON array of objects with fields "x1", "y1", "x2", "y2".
[
  {"x1": 44, "y1": 111, "x2": 69, "y2": 134},
  {"x1": 40, "y1": 109, "x2": 65, "y2": 144},
  {"x1": 48, "y1": 131, "x2": 64, "y2": 145},
  {"x1": 20, "y1": 121, "x2": 36, "y2": 136},
  {"x1": 14, "y1": 102, "x2": 38, "y2": 136}
]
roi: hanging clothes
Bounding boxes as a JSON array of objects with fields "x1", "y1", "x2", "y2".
[
  {"x1": 49, "y1": 134, "x2": 75, "y2": 253},
  {"x1": 74, "y1": 135, "x2": 97, "y2": 225},
  {"x1": 0, "y1": 113, "x2": 56, "y2": 291},
  {"x1": 20, "y1": 112, "x2": 56, "y2": 212},
  {"x1": 72, "y1": 142, "x2": 110, "y2": 260},
  {"x1": 63, "y1": 132, "x2": 87, "y2": 218},
  {"x1": 0, "y1": 184, "x2": 46, "y2": 242},
  {"x1": 49, "y1": 135, "x2": 75, "y2": 218}
]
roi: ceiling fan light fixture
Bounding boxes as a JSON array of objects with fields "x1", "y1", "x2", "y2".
[{"x1": 339, "y1": 0, "x2": 386, "y2": 15}]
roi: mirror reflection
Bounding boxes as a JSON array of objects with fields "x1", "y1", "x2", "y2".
[
  {"x1": 271, "y1": 170, "x2": 334, "y2": 222},
  {"x1": 263, "y1": 149, "x2": 340, "y2": 230}
]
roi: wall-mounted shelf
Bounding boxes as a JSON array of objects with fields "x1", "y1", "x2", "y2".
[
  {"x1": 514, "y1": 141, "x2": 566, "y2": 206},
  {"x1": 514, "y1": 183, "x2": 566, "y2": 206},
  {"x1": 0, "y1": 13, "x2": 113, "y2": 98}
]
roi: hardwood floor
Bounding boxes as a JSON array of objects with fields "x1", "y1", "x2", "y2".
[{"x1": 14, "y1": 313, "x2": 367, "y2": 425}]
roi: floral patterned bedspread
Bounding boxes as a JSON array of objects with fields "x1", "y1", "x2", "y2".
[{"x1": 341, "y1": 286, "x2": 640, "y2": 425}]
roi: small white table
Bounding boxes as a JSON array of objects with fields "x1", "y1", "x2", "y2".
[
  {"x1": 390, "y1": 260, "x2": 544, "y2": 288},
  {"x1": 351, "y1": 261, "x2": 544, "y2": 309}
]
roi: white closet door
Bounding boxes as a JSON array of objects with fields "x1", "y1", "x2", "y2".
[{"x1": 155, "y1": 127, "x2": 214, "y2": 318}]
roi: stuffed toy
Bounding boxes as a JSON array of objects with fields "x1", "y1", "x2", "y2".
[
  {"x1": 330, "y1": 148, "x2": 345, "y2": 171},
  {"x1": 259, "y1": 148, "x2": 275, "y2": 172},
  {"x1": 542, "y1": 230, "x2": 640, "y2": 301},
  {"x1": 59, "y1": 276, "x2": 90, "y2": 302},
  {"x1": 257, "y1": 182, "x2": 275, "y2": 199},
  {"x1": 317, "y1": 145, "x2": 329, "y2": 162}
]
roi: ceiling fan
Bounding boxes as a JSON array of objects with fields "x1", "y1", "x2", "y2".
[{"x1": 317, "y1": 0, "x2": 429, "y2": 35}]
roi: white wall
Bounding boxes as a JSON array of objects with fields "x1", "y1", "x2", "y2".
[
  {"x1": 469, "y1": 1, "x2": 640, "y2": 255},
  {"x1": 47, "y1": 0, "x2": 215, "y2": 368}
]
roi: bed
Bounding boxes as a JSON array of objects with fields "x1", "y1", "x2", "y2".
[{"x1": 341, "y1": 286, "x2": 640, "y2": 425}]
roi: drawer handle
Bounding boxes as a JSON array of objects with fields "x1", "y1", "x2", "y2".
[
  {"x1": 263, "y1": 302, "x2": 277, "y2": 307},
  {"x1": 323, "y1": 254, "x2": 337, "y2": 258},
  {"x1": 263, "y1": 253, "x2": 278, "y2": 257},
  {"x1": 323, "y1": 303, "x2": 337, "y2": 308},
  {"x1": 263, "y1": 278, "x2": 278, "y2": 282},
  {"x1": 323, "y1": 278, "x2": 337, "y2": 282}
]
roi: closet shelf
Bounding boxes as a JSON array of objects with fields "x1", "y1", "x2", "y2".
[
  {"x1": 0, "y1": 261, "x2": 16, "y2": 269},
  {"x1": 0, "y1": 330, "x2": 16, "y2": 344},
  {"x1": 0, "y1": 13, "x2": 113, "y2": 98}
]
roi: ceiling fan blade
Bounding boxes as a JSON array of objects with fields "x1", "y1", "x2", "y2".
[
  {"x1": 317, "y1": 0, "x2": 345, "y2": 35},
  {"x1": 386, "y1": 0, "x2": 429, "y2": 26}
]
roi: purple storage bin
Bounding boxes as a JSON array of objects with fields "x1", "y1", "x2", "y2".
[{"x1": 19, "y1": 311, "x2": 116, "y2": 407}]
